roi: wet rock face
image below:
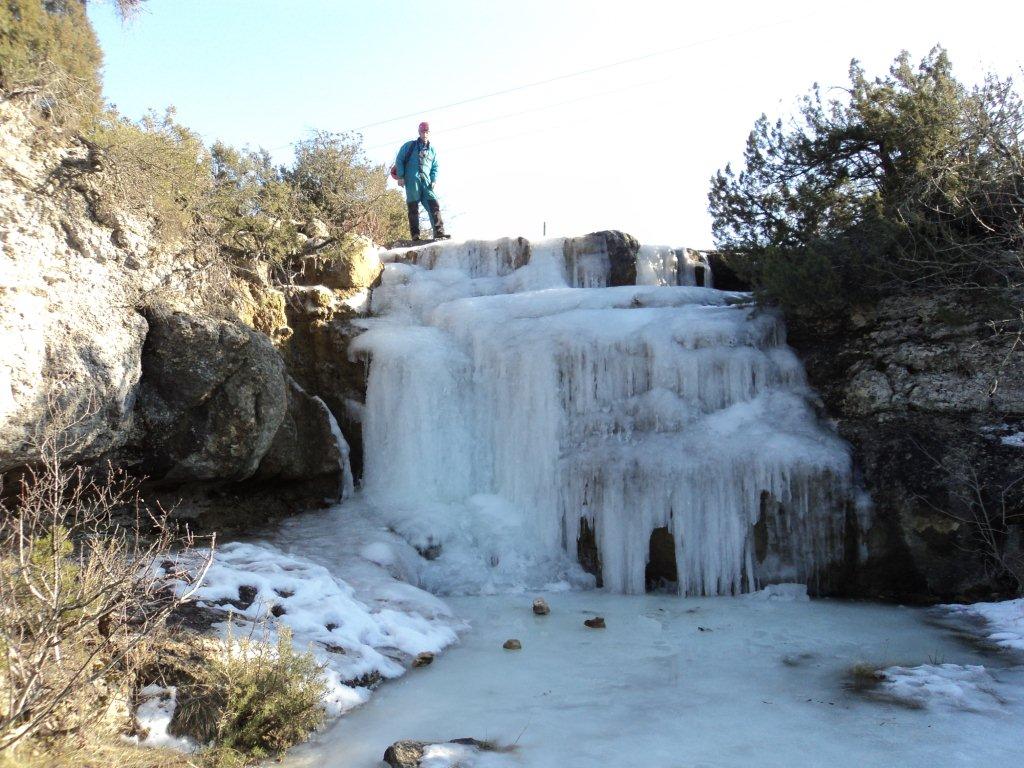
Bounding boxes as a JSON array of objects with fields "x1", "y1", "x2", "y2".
[
  {"x1": 789, "y1": 292, "x2": 1024, "y2": 601},
  {"x1": 256, "y1": 378, "x2": 342, "y2": 483},
  {"x1": 280, "y1": 285, "x2": 369, "y2": 479},
  {"x1": 562, "y1": 230, "x2": 640, "y2": 287}
]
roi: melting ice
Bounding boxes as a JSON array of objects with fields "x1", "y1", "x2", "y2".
[{"x1": 352, "y1": 236, "x2": 853, "y2": 596}]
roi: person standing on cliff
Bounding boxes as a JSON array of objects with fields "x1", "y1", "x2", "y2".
[{"x1": 395, "y1": 122, "x2": 448, "y2": 241}]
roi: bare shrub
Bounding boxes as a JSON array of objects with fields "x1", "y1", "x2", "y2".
[
  {"x1": 912, "y1": 440, "x2": 1024, "y2": 595},
  {"x1": 0, "y1": 412, "x2": 212, "y2": 752}
]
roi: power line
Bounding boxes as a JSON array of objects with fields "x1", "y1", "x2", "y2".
[
  {"x1": 363, "y1": 75, "x2": 669, "y2": 152},
  {"x1": 353, "y1": 13, "x2": 812, "y2": 131}
]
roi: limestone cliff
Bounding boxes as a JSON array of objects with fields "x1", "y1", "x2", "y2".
[
  {"x1": 790, "y1": 294, "x2": 1024, "y2": 601},
  {"x1": 0, "y1": 102, "x2": 370, "y2": 524}
]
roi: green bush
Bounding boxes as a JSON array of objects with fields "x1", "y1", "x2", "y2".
[
  {"x1": 84, "y1": 107, "x2": 213, "y2": 243},
  {"x1": 0, "y1": 0, "x2": 102, "y2": 126},
  {"x1": 173, "y1": 628, "x2": 326, "y2": 763},
  {"x1": 211, "y1": 132, "x2": 407, "y2": 270},
  {"x1": 209, "y1": 142, "x2": 302, "y2": 267},
  {"x1": 287, "y1": 131, "x2": 408, "y2": 248},
  {"x1": 709, "y1": 47, "x2": 1024, "y2": 316}
]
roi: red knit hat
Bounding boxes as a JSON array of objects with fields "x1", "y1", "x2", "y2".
[{"x1": 418, "y1": 121, "x2": 430, "y2": 132}]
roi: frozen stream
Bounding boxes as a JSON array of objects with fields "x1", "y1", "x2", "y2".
[
  {"x1": 227, "y1": 235, "x2": 1024, "y2": 766},
  {"x1": 282, "y1": 591, "x2": 1023, "y2": 768}
]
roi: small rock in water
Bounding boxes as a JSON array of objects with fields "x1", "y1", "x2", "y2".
[
  {"x1": 533, "y1": 598, "x2": 550, "y2": 615},
  {"x1": 412, "y1": 652, "x2": 434, "y2": 667},
  {"x1": 503, "y1": 639, "x2": 522, "y2": 650},
  {"x1": 383, "y1": 740, "x2": 425, "y2": 768},
  {"x1": 584, "y1": 616, "x2": 606, "y2": 629}
]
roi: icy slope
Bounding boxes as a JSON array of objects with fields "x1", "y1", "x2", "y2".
[{"x1": 353, "y1": 236, "x2": 853, "y2": 595}]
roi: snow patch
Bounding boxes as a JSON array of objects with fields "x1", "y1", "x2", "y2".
[
  {"x1": 420, "y1": 743, "x2": 516, "y2": 768},
  {"x1": 744, "y1": 582, "x2": 810, "y2": 601},
  {"x1": 876, "y1": 664, "x2": 1004, "y2": 712},
  {"x1": 173, "y1": 540, "x2": 462, "y2": 717},
  {"x1": 131, "y1": 685, "x2": 196, "y2": 752},
  {"x1": 1000, "y1": 432, "x2": 1024, "y2": 447},
  {"x1": 940, "y1": 598, "x2": 1024, "y2": 653}
]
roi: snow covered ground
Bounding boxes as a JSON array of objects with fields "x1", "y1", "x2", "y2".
[
  {"x1": 281, "y1": 591, "x2": 1024, "y2": 768},
  {"x1": 171, "y1": 520, "x2": 465, "y2": 717},
  {"x1": 939, "y1": 598, "x2": 1024, "y2": 654}
]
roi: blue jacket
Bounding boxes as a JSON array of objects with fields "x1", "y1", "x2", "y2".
[{"x1": 396, "y1": 139, "x2": 438, "y2": 203}]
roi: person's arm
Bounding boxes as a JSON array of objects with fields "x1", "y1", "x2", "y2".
[
  {"x1": 396, "y1": 142, "x2": 409, "y2": 177},
  {"x1": 429, "y1": 149, "x2": 438, "y2": 186}
]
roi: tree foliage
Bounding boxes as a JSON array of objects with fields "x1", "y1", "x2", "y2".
[
  {"x1": 210, "y1": 133, "x2": 407, "y2": 270},
  {"x1": 4, "y1": 0, "x2": 409, "y2": 270},
  {"x1": 0, "y1": 0, "x2": 103, "y2": 125},
  {"x1": 84, "y1": 107, "x2": 212, "y2": 243},
  {"x1": 709, "y1": 47, "x2": 1024, "y2": 314}
]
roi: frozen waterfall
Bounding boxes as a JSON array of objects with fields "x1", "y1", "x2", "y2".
[{"x1": 350, "y1": 234, "x2": 853, "y2": 596}]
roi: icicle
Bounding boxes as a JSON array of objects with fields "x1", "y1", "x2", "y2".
[{"x1": 353, "y1": 238, "x2": 853, "y2": 595}]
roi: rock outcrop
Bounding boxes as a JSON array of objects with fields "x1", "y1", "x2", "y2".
[
  {"x1": 790, "y1": 292, "x2": 1024, "y2": 601},
  {"x1": 0, "y1": 102, "x2": 350, "y2": 523},
  {"x1": 1, "y1": 102, "x2": 160, "y2": 472}
]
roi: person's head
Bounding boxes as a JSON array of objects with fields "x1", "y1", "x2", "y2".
[{"x1": 418, "y1": 121, "x2": 430, "y2": 140}]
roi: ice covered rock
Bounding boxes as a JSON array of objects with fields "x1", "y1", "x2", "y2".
[{"x1": 384, "y1": 738, "x2": 514, "y2": 768}]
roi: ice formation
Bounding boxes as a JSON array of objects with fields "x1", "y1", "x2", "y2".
[{"x1": 352, "y1": 236, "x2": 853, "y2": 596}]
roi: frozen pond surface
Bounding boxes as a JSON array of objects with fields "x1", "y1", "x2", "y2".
[{"x1": 282, "y1": 592, "x2": 1024, "y2": 768}]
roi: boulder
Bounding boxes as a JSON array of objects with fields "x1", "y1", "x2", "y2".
[
  {"x1": 134, "y1": 306, "x2": 289, "y2": 483},
  {"x1": 383, "y1": 740, "x2": 424, "y2": 768},
  {"x1": 383, "y1": 739, "x2": 499, "y2": 768}
]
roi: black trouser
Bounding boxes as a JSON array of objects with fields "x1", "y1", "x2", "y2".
[{"x1": 407, "y1": 199, "x2": 445, "y2": 239}]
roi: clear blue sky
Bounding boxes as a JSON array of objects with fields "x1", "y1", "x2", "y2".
[{"x1": 89, "y1": 0, "x2": 1024, "y2": 246}]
